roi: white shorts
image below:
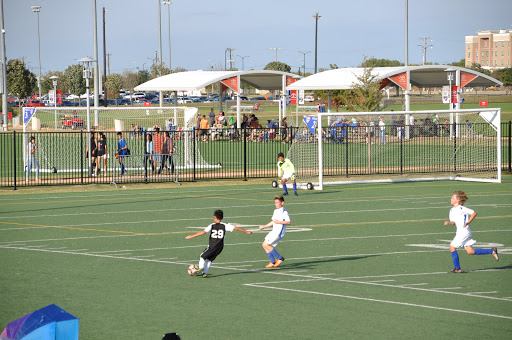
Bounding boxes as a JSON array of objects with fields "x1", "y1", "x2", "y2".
[
  {"x1": 450, "y1": 234, "x2": 477, "y2": 249},
  {"x1": 265, "y1": 233, "x2": 282, "y2": 247},
  {"x1": 99, "y1": 154, "x2": 108, "y2": 160},
  {"x1": 281, "y1": 172, "x2": 295, "y2": 181}
]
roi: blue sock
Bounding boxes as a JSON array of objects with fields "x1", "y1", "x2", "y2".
[
  {"x1": 121, "y1": 164, "x2": 125, "y2": 174},
  {"x1": 474, "y1": 248, "x2": 493, "y2": 255},
  {"x1": 283, "y1": 184, "x2": 288, "y2": 194},
  {"x1": 270, "y1": 249, "x2": 283, "y2": 260},
  {"x1": 293, "y1": 183, "x2": 297, "y2": 193},
  {"x1": 266, "y1": 252, "x2": 275, "y2": 263},
  {"x1": 451, "y1": 251, "x2": 461, "y2": 270}
]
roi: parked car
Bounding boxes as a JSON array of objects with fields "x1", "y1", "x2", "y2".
[
  {"x1": 25, "y1": 100, "x2": 45, "y2": 107},
  {"x1": 249, "y1": 96, "x2": 266, "y2": 101},
  {"x1": 305, "y1": 95, "x2": 315, "y2": 102},
  {"x1": 61, "y1": 114, "x2": 84, "y2": 130}
]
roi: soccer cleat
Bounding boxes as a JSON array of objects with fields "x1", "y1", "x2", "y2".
[
  {"x1": 265, "y1": 262, "x2": 275, "y2": 268},
  {"x1": 274, "y1": 258, "x2": 285, "y2": 267},
  {"x1": 282, "y1": 192, "x2": 288, "y2": 196},
  {"x1": 294, "y1": 192, "x2": 298, "y2": 196},
  {"x1": 492, "y1": 247, "x2": 499, "y2": 261},
  {"x1": 201, "y1": 273, "x2": 207, "y2": 278},
  {"x1": 449, "y1": 268, "x2": 465, "y2": 273}
]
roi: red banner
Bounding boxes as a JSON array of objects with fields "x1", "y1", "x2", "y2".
[
  {"x1": 144, "y1": 101, "x2": 151, "y2": 107},
  {"x1": 480, "y1": 101, "x2": 488, "y2": 107},
  {"x1": 290, "y1": 91, "x2": 297, "y2": 105},
  {"x1": 221, "y1": 76, "x2": 238, "y2": 92},
  {"x1": 57, "y1": 90, "x2": 62, "y2": 104},
  {"x1": 286, "y1": 76, "x2": 298, "y2": 87},
  {"x1": 379, "y1": 78, "x2": 391, "y2": 90},
  {"x1": 460, "y1": 72, "x2": 477, "y2": 88},
  {"x1": 389, "y1": 73, "x2": 408, "y2": 90},
  {"x1": 451, "y1": 85, "x2": 458, "y2": 104}
]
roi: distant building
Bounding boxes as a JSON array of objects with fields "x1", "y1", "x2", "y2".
[{"x1": 465, "y1": 30, "x2": 512, "y2": 69}]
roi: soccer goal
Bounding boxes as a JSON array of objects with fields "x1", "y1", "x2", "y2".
[
  {"x1": 22, "y1": 106, "x2": 220, "y2": 174},
  {"x1": 287, "y1": 108, "x2": 501, "y2": 190}
]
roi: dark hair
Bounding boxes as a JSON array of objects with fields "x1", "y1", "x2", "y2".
[
  {"x1": 30, "y1": 136, "x2": 35, "y2": 141},
  {"x1": 213, "y1": 209, "x2": 223, "y2": 220},
  {"x1": 277, "y1": 152, "x2": 284, "y2": 158},
  {"x1": 117, "y1": 132, "x2": 122, "y2": 136},
  {"x1": 154, "y1": 127, "x2": 160, "y2": 133},
  {"x1": 274, "y1": 195, "x2": 284, "y2": 203},
  {"x1": 147, "y1": 134, "x2": 152, "y2": 142}
]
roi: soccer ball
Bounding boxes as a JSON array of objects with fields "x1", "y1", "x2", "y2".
[
  {"x1": 272, "y1": 180, "x2": 278, "y2": 188},
  {"x1": 188, "y1": 265, "x2": 199, "y2": 276}
]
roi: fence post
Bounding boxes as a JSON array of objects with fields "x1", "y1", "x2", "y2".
[
  {"x1": 193, "y1": 130, "x2": 196, "y2": 182},
  {"x1": 243, "y1": 127, "x2": 247, "y2": 181},
  {"x1": 508, "y1": 121, "x2": 511, "y2": 172},
  {"x1": 13, "y1": 131, "x2": 17, "y2": 190},
  {"x1": 144, "y1": 130, "x2": 148, "y2": 184},
  {"x1": 400, "y1": 127, "x2": 403, "y2": 174},
  {"x1": 80, "y1": 131, "x2": 83, "y2": 185},
  {"x1": 345, "y1": 126, "x2": 349, "y2": 177}
]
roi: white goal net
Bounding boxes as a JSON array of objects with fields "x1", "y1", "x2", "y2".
[{"x1": 288, "y1": 108, "x2": 501, "y2": 190}]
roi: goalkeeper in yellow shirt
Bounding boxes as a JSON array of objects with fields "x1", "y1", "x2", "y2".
[{"x1": 277, "y1": 152, "x2": 298, "y2": 196}]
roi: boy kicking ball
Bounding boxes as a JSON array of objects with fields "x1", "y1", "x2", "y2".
[
  {"x1": 444, "y1": 191, "x2": 499, "y2": 273},
  {"x1": 259, "y1": 195, "x2": 290, "y2": 268},
  {"x1": 277, "y1": 152, "x2": 297, "y2": 196},
  {"x1": 186, "y1": 210, "x2": 252, "y2": 277}
]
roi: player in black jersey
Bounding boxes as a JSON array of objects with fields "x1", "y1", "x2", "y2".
[{"x1": 186, "y1": 210, "x2": 252, "y2": 277}]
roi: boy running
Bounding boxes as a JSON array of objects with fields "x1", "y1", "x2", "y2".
[
  {"x1": 186, "y1": 210, "x2": 252, "y2": 277},
  {"x1": 444, "y1": 191, "x2": 499, "y2": 273},
  {"x1": 259, "y1": 195, "x2": 290, "y2": 268},
  {"x1": 277, "y1": 152, "x2": 297, "y2": 196}
]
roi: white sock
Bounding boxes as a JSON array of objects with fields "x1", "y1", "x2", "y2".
[
  {"x1": 199, "y1": 257, "x2": 205, "y2": 269},
  {"x1": 204, "y1": 260, "x2": 212, "y2": 274}
]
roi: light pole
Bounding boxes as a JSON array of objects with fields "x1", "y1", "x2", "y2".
[
  {"x1": 78, "y1": 57, "x2": 95, "y2": 176},
  {"x1": 237, "y1": 55, "x2": 249, "y2": 71},
  {"x1": 1, "y1": 0, "x2": 8, "y2": 131},
  {"x1": 313, "y1": 12, "x2": 321, "y2": 73},
  {"x1": 298, "y1": 51, "x2": 311, "y2": 75},
  {"x1": 31, "y1": 5, "x2": 42, "y2": 99},
  {"x1": 163, "y1": 0, "x2": 172, "y2": 71},
  {"x1": 50, "y1": 76, "x2": 58, "y2": 129}
]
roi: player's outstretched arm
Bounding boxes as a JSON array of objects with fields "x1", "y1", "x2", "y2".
[
  {"x1": 186, "y1": 231, "x2": 206, "y2": 239},
  {"x1": 259, "y1": 221, "x2": 273, "y2": 230},
  {"x1": 444, "y1": 221, "x2": 455, "y2": 226},
  {"x1": 234, "y1": 226, "x2": 252, "y2": 235}
]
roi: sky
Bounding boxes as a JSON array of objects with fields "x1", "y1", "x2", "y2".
[{"x1": 5, "y1": 0, "x2": 512, "y2": 76}]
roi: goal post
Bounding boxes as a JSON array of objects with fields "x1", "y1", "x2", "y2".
[{"x1": 287, "y1": 108, "x2": 501, "y2": 190}]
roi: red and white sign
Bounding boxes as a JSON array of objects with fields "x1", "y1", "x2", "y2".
[
  {"x1": 290, "y1": 91, "x2": 297, "y2": 105},
  {"x1": 451, "y1": 85, "x2": 458, "y2": 104},
  {"x1": 480, "y1": 101, "x2": 489, "y2": 107},
  {"x1": 144, "y1": 101, "x2": 151, "y2": 107},
  {"x1": 389, "y1": 73, "x2": 408, "y2": 90},
  {"x1": 460, "y1": 72, "x2": 477, "y2": 88},
  {"x1": 286, "y1": 76, "x2": 298, "y2": 87},
  {"x1": 221, "y1": 76, "x2": 238, "y2": 92}
]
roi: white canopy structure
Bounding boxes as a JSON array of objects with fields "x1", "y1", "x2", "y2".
[{"x1": 135, "y1": 70, "x2": 301, "y2": 128}]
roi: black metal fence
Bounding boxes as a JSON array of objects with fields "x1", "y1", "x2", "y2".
[{"x1": 1, "y1": 123, "x2": 511, "y2": 189}]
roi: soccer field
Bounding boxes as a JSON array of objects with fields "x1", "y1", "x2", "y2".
[{"x1": 0, "y1": 179, "x2": 511, "y2": 339}]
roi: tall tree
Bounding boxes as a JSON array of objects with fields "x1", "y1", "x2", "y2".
[
  {"x1": 41, "y1": 71, "x2": 66, "y2": 95},
  {"x1": 6, "y1": 59, "x2": 36, "y2": 99},
  {"x1": 150, "y1": 63, "x2": 171, "y2": 79},
  {"x1": 105, "y1": 73, "x2": 124, "y2": 99},
  {"x1": 264, "y1": 61, "x2": 291, "y2": 73},
  {"x1": 65, "y1": 64, "x2": 86, "y2": 96},
  {"x1": 360, "y1": 58, "x2": 403, "y2": 68},
  {"x1": 450, "y1": 59, "x2": 466, "y2": 67},
  {"x1": 341, "y1": 66, "x2": 384, "y2": 113}
]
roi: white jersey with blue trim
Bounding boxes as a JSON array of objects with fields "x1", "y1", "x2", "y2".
[
  {"x1": 449, "y1": 205, "x2": 474, "y2": 236},
  {"x1": 270, "y1": 207, "x2": 290, "y2": 238}
]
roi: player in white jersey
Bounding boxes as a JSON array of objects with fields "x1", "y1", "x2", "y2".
[
  {"x1": 444, "y1": 191, "x2": 499, "y2": 273},
  {"x1": 186, "y1": 210, "x2": 252, "y2": 277},
  {"x1": 259, "y1": 195, "x2": 290, "y2": 268}
]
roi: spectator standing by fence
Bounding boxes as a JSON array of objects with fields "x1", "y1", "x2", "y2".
[
  {"x1": 95, "y1": 133, "x2": 108, "y2": 176},
  {"x1": 86, "y1": 132, "x2": 98, "y2": 174},
  {"x1": 144, "y1": 133, "x2": 155, "y2": 175},
  {"x1": 117, "y1": 132, "x2": 128, "y2": 176},
  {"x1": 153, "y1": 127, "x2": 164, "y2": 173},
  {"x1": 379, "y1": 116, "x2": 386, "y2": 144},
  {"x1": 208, "y1": 108, "x2": 216, "y2": 127},
  {"x1": 26, "y1": 136, "x2": 40, "y2": 182},
  {"x1": 159, "y1": 131, "x2": 174, "y2": 175}
]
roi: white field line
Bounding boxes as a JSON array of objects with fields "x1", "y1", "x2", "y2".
[
  {"x1": 467, "y1": 291, "x2": 498, "y2": 295},
  {"x1": 243, "y1": 284, "x2": 512, "y2": 320},
  {"x1": 431, "y1": 287, "x2": 462, "y2": 290},
  {"x1": 401, "y1": 283, "x2": 429, "y2": 286},
  {"x1": 2, "y1": 192, "x2": 511, "y2": 222},
  {"x1": 2, "y1": 244, "x2": 511, "y2": 304}
]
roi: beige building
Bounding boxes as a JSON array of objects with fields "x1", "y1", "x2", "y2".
[{"x1": 465, "y1": 30, "x2": 512, "y2": 69}]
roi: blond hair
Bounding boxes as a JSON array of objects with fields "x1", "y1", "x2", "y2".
[{"x1": 453, "y1": 191, "x2": 468, "y2": 205}]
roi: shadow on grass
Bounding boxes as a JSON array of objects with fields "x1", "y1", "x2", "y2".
[{"x1": 208, "y1": 254, "x2": 377, "y2": 278}]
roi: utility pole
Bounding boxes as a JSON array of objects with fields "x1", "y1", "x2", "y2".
[
  {"x1": 268, "y1": 47, "x2": 282, "y2": 62},
  {"x1": 237, "y1": 55, "x2": 249, "y2": 70},
  {"x1": 106, "y1": 53, "x2": 111, "y2": 75},
  {"x1": 102, "y1": 7, "x2": 107, "y2": 106},
  {"x1": 313, "y1": 12, "x2": 321, "y2": 73},
  {"x1": 418, "y1": 37, "x2": 433, "y2": 65},
  {"x1": 225, "y1": 48, "x2": 235, "y2": 70}
]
